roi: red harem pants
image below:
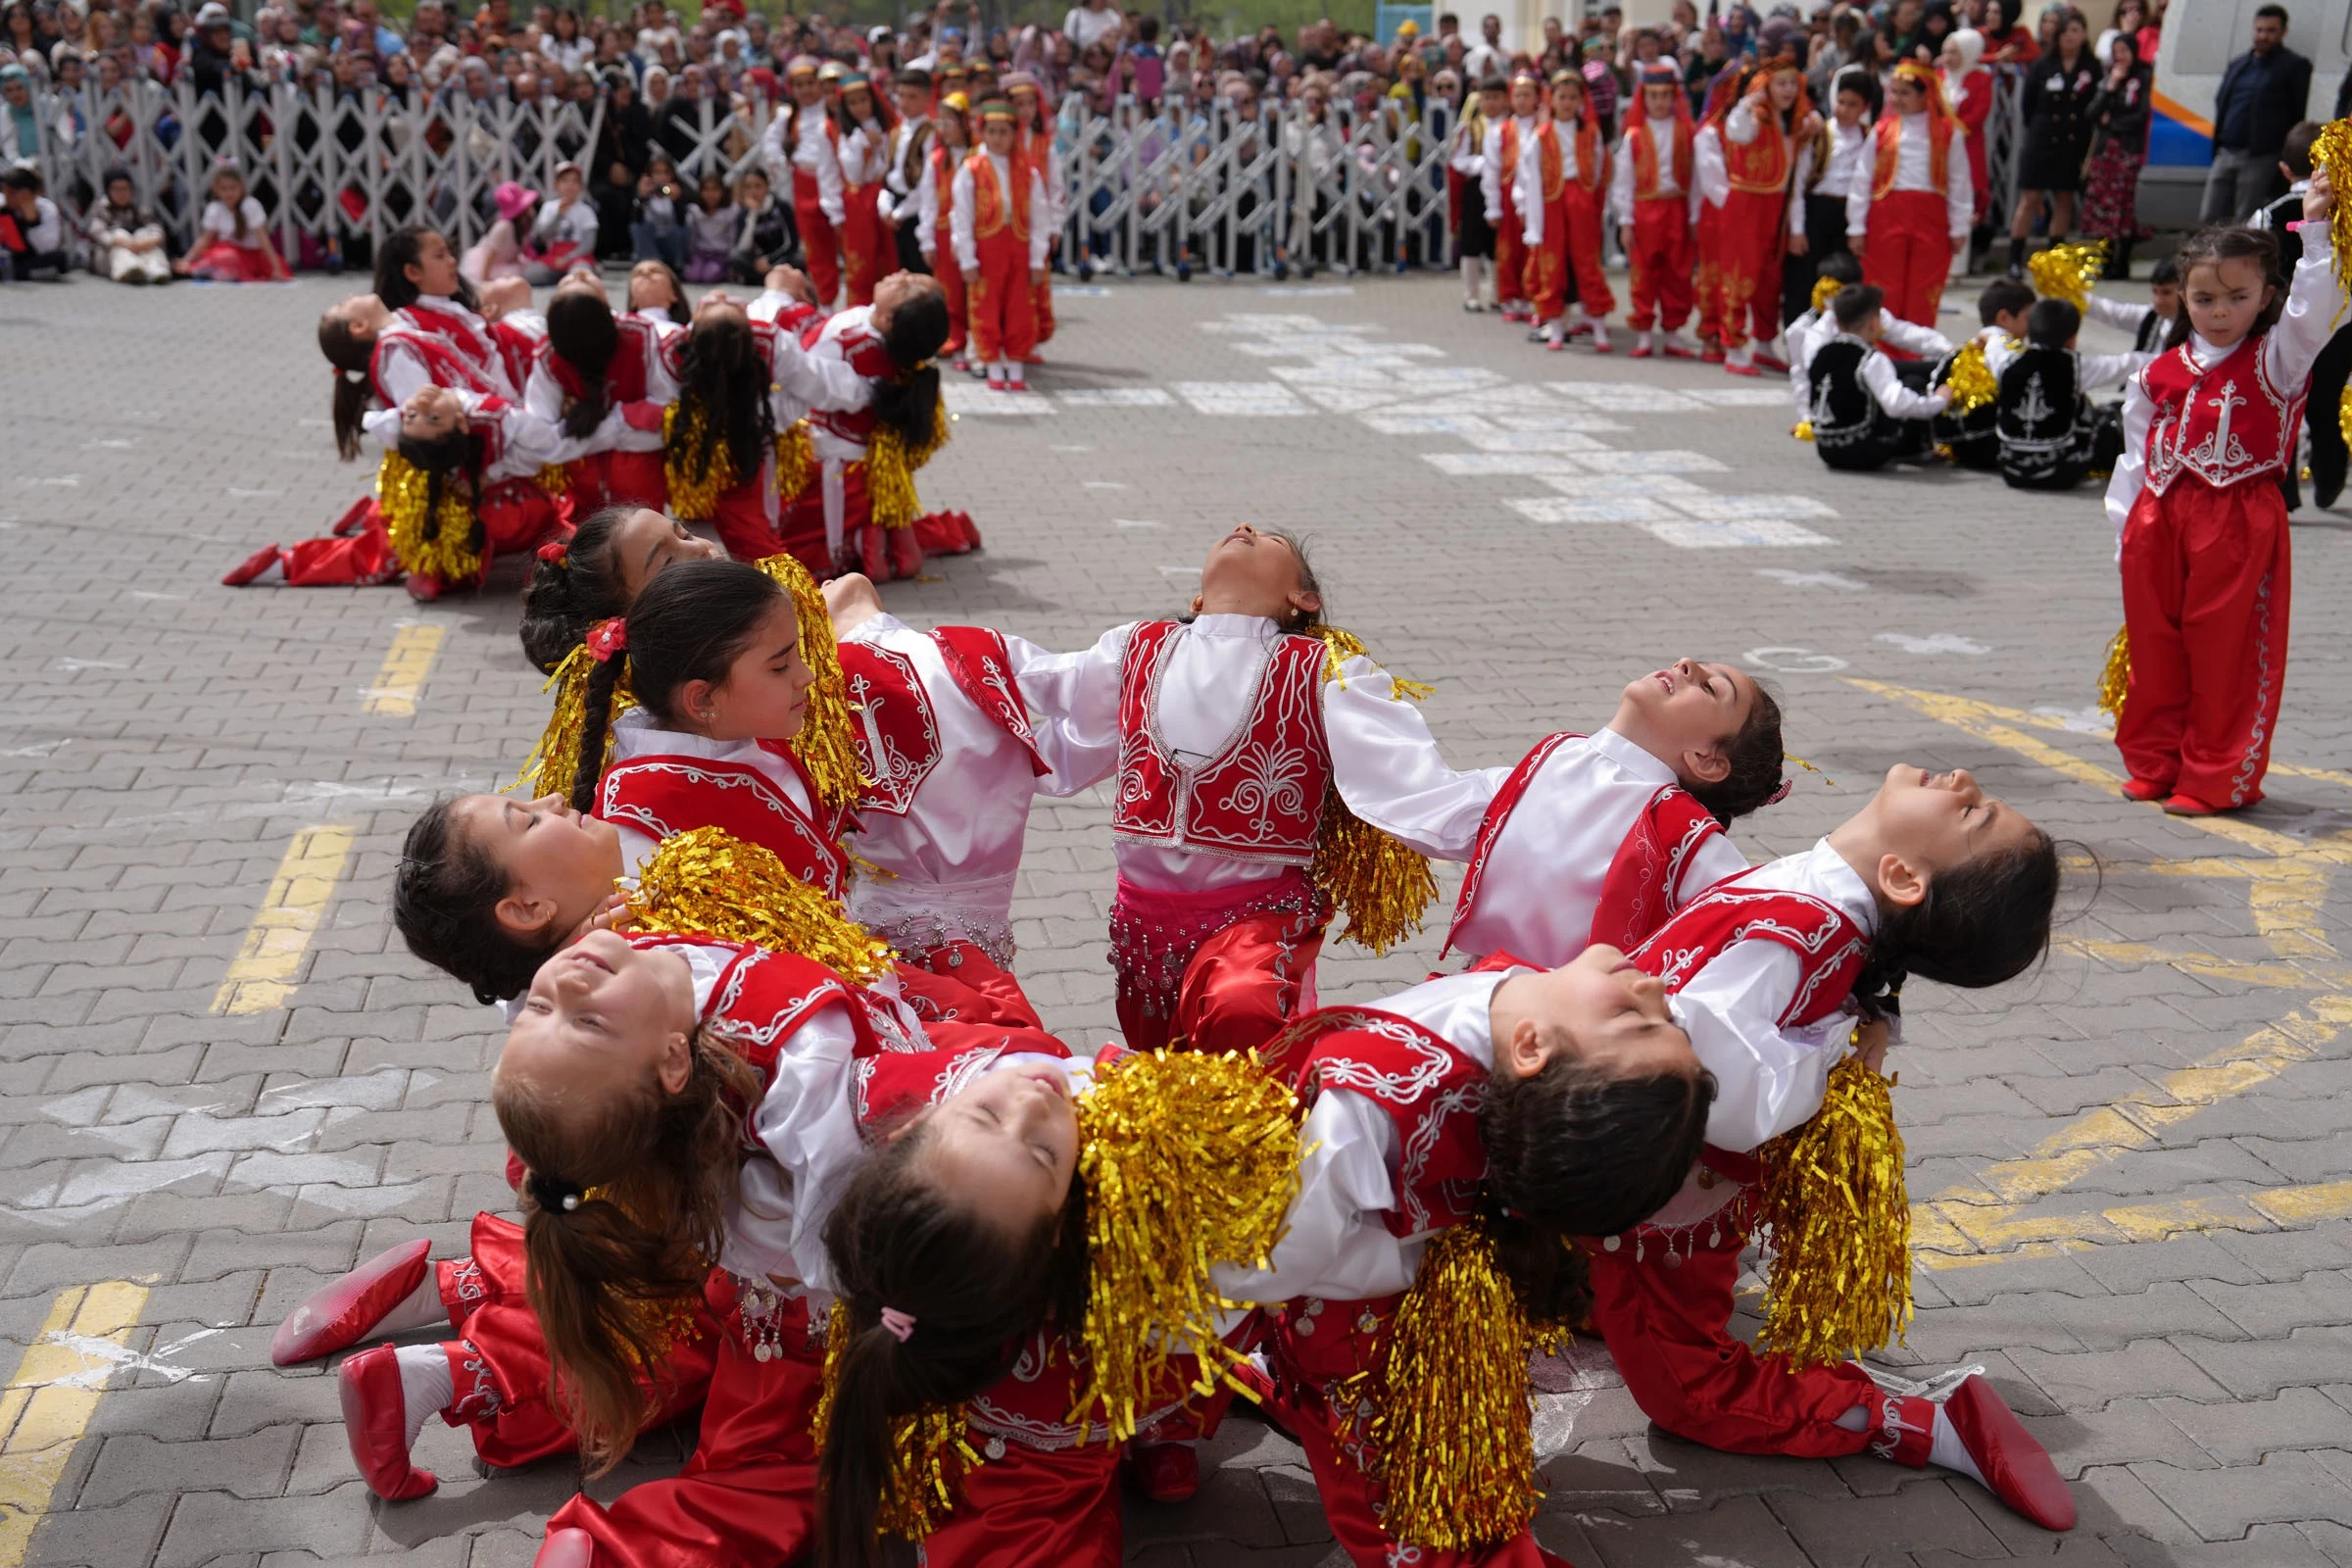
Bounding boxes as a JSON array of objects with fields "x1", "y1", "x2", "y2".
[
  {"x1": 792, "y1": 169, "x2": 842, "y2": 306},
  {"x1": 1529, "y1": 185, "x2": 1616, "y2": 324},
  {"x1": 1032, "y1": 271, "x2": 1056, "y2": 348},
  {"x1": 1582, "y1": 1151, "x2": 1879, "y2": 1456},
  {"x1": 1863, "y1": 189, "x2": 1955, "y2": 327},
  {"x1": 565, "y1": 449, "x2": 667, "y2": 515},
  {"x1": 540, "y1": 1277, "x2": 821, "y2": 1567},
  {"x1": 2116, "y1": 475, "x2": 2292, "y2": 808},
  {"x1": 966, "y1": 233, "x2": 1040, "y2": 366},
  {"x1": 841, "y1": 180, "x2": 888, "y2": 309},
  {"x1": 1715, "y1": 187, "x2": 1786, "y2": 352},
  {"x1": 1495, "y1": 188, "x2": 1529, "y2": 308},
  {"x1": 933, "y1": 238, "x2": 969, "y2": 356},
  {"x1": 1265, "y1": 1296, "x2": 1574, "y2": 1566},
  {"x1": 270, "y1": 497, "x2": 400, "y2": 586},
  {"x1": 891, "y1": 947, "x2": 1046, "y2": 1031},
  {"x1": 1693, "y1": 199, "x2": 1726, "y2": 345},
  {"x1": 439, "y1": 1213, "x2": 720, "y2": 1467},
  {"x1": 467, "y1": 478, "x2": 572, "y2": 584},
  {"x1": 1626, "y1": 198, "x2": 1694, "y2": 333},
  {"x1": 1107, "y1": 870, "x2": 1328, "y2": 1053}
]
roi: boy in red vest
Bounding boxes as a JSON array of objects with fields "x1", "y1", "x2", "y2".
[
  {"x1": 1519, "y1": 71, "x2": 1616, "y2": 352},
  {"x1": 950, "y1": 97, "x2": 1051, "y2": 392},
  {"x1": 1482, "y1": 70, "x2": 1545, "y2": 323},
  {"x1": 1611, "y1": 63, "x2": 1701, "y2": 360},
  {"x1": 1853, "y1": 61, "x2": 1971, "y2": 327}
]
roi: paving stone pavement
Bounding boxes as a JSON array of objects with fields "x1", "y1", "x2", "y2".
[{"x1": 5, "y1": 262, "x2": 2352, "y2": 1568}]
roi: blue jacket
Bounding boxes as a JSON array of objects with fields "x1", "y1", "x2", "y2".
[{"x1": 2213, "y1": 43, "x2": 2312, "y2": 154}]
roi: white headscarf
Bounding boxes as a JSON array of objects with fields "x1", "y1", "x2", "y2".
[{"x1": 1942, "y1": 25, "x2": 1984, "y2": 107}]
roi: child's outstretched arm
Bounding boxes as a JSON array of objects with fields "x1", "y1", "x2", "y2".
[{"x1": 2266, "y1": 167, "x2": 2346, "y2": 393}]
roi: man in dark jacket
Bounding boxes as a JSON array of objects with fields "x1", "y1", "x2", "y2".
[{"x1": 2201, "y1": 5, "x2": 2313, "y2": 222}]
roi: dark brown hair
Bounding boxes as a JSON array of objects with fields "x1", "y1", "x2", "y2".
[
  {"x1": 2166, "y1": 226, "x2": 2283, "y2": 352},
  {"x1": 1687, "y1": 676, "x2": 1785, "y2": 827}
]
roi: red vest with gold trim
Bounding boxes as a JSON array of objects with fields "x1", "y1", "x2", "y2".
[
  {"x1": 598, "y1": 746, "x2": 852, "y2": 901},
  {"x1": 1724, "y1": 109, "x2": 1803, "y2": 195},
  {"x1": 1869, "y1": 112, "x2": 1951, "y2": 201},
  {"x1": 1110, "y1": 621, "x2": 1331, "y2": 866},
  {"x1": 1630, "y1": 112, "x2": 1694, "y2": 200},
  {"x1": 1497, "y1": 117, "x2": 1527, "y2": 214},
  {"x1": 1628, "y1": 876, "x2": 1869, "y2": 1029},
  {"x1": 1538, "y1": 116, "x2": 1606, "y2": 199},
  {"x1": 967, "y1": 148, "x2": 1031, "y2": 246},
  {"x1": 2141, "y1": 331, "x2": 2302, "y2": 495},
  {"x1": 539, "y1": 313, "x2": 658, "y2": 406}
]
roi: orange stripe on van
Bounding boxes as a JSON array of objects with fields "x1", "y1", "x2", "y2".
[{"x1": 2151, "y1": 88, "x2": 2213, "y2": 138}]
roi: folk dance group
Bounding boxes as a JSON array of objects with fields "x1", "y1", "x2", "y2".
[{"x1": 256, "y1": 491, "x2": 2083, "y2": 1566}]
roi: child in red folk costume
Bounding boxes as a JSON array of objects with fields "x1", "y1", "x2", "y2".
[
  {"x1": 917, "y1": 92, "x2": 975, "y2": 369},
  {"x1": 952, "y1": 98, "x2": 1052, "y2": 392},
  {"x1": 1853, "y1": 62, "x2": 1973, "y2": 329},
  {"x1": 1713, "y1": 57, "x2": 1819, "y2": 376},
  {"x1": 179, "y1": 160, "x2": 289, "y2": 280},
  {"x1": 755, "y1": 269, "x2": 973, "y2": 581},
  {"x1": 1515, "y1": 71, "x2": 1615, "y2": 354},
  {"x1": 1008, "y1": 73, "x2": 1063, "y2": 355},
  {"x1": 1481, "y1": 71, "x2": 1545, "y2": 323},
  {"x1": 526, "y1": 271, "x2": 677, "y2": 516},
  {"x1": 1610, "y1": 64, "x2": 1702, "y2": 360},
  {"x1": 1445, "y1": 659, "x2": 1782, "y2": 967},
  {"x1": 1019, "y1": 524, "x2": 1494, "y2": 1055},
  {"x1": 1586, "y1": 764, "x2": 2074, "y2": 1531},
  {"x1": 834, "y1": 73, "x2": 900, "y2": 308},
  {"x1": 2107, "y1": 191, "x2": 2343, "y2": 815},
  {"x1": 761, "y1": 55, "x2": 847, "y2": 306}
]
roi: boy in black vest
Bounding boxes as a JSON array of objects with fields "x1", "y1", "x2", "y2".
[
  {"x1": 1931, "y1": 276, "x2": 2035, "y2": 469},
  {"x1": 1809, "y1": 284, "x2": 1953, "y2": 471},
  {"x1": 1995, "y1": 297, "x2": 2143, "y2": 490}
]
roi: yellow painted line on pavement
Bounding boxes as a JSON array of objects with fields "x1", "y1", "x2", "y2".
[
  {"x1": 0, "y1": 1283, "x2": 147, "y2": 1568},
  {"x1": 363, "y1": 623, "x2": 444, "y2": 716},
  {"x1": 1920, "y1": 1180, "x2": 2352, "y2": 1271},
  {"x1": 209, "y1": 825, "x2": 357, "y2": 1015}
]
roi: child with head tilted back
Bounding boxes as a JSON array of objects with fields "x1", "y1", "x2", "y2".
[
  {"x1": 2107, "y1": 168, "x2": 2342, "y2": 815},
  {"x1": 811, "y1": 942, "x2": 1719, "y2": 1564},
  {"x1": 524, "y1": 271, "x2": 678, "y2": 518},
  {"x1": 1445, "y1": 657, "x2": 1783, "y2": 967},
  {"x1": 1584, "y1": 761, "x2": 2072, "y2": 1532}
]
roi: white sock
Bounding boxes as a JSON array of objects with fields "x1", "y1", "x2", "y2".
[
  {"x1": 376, "y1": 1273, "x2": 447, "y2": 1336},
  {"x1": 1461, "y1": 257, "x2": 1480, "y2": 301},
  {"x1": 1637, "y1": 329, "x2": 1654, "y2": 352},
  {"x1": 1545, "y1": 319, "x2": 1563, "y2": 344},
  {"x1": 1929, "y1": 1404, "x2": 1988, "y2": 1488},
  {"x1": 394, "y1": 1344, "x2": 453, "y2": 1446},
  {"x1": 1591, "y1": 321, "x2": 1611, "y2": 347},
  {"x1": 1007, "y1": 364, "x2": 1026, "y2": 389}
]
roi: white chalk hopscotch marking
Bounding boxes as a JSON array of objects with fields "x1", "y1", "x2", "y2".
[
  {"x1": 943, "y1": 382, "x2": 1055, "y2": 416},
  {"x1": 1059, "y1": 388, "x2": 1175, "y2": 407},
  {"x1": 1876, "y1": 632, "x2": 1991, "y2": 656},
  {"x1": 1172, "y1": 382, "x2": 1311, "y2": 416}
]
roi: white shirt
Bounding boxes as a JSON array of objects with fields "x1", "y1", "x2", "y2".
[
  {"x1": 604, "y1": 711, "x2": 821, "y2": 875},
  {"x1": 528, "y1": 196, "x2": 600, "y2": 255},
  {"x1": 839, "y1": 116, "x2": 891, "y2": 186},
  {"x1": 1671, "y1": 840, "x2": 1875, "y2": 1153},
  {"x1": 521, "y1": 321, "x2": 676, "y2": 457},
  {"x1": 1479, "y1": 115, "x2": 1540, "y2": 222},
  {"x1": 199, "y1": 195, "x2": 268, "y2": 244},
  {"x1": 1514, "y1": 120, "x2": 1592, "y2": 247},
  {"x1": 1446, "y1": 727, "x2": 1747, "y2": 968},
  {"x1": 915, "y1": 143, "x2": 955, "y2": 245},
  {"x1": 950, "y1": 149, "x2": 1052, "y2": 276},
  {"x1": 1061, "y1": 3, "x2": 1122, "y2": 50},
  {"x1": 1607, "y1": 114, "x2": 1696, "y2": 228},
  {"x1": 1692, "y1": 122, "x2": 1729, "y2": 210},
  {"x1": 1788, "y1": 119, "x2": 1871, "y2": 238},
  {"x1": 357, "y1": 385, "x2": 581, "y2": 476},
  {"x1": 1788, "y1": 307, "x2": 1953, "y2": 425},
  {"x1": 1851, "y1": 114, "x2": 1972, "y2": 239},
  {"x1": 1211, "y1": 968, "x2": 1514, "y2": 1304},
  {"x1": 2107, "y1": 231, "x2": 2345, "y2": 538},
  {"x1": 1014, "y1": 614, "x2": 1497, "y2": 894},
  {"x1": 760, "y1": 107, "x2": 845, "y2": 227}
]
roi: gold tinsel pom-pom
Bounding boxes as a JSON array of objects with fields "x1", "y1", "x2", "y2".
[
  {"x1": 775, "y1": 420, "x2": 816, "y2": 504},
  {"x1": 663, "y1": 403, "x2": 739, "y2": 522},
  {"x1": 1753, "y1": 1054, "x2": 1913, "y2": 1369},
  {"x1": 513, "y1": 640, "x2": 634, "y2": 799},
  {"x1": 1793, "y1": 420, "x2": 1815, "y2": 443},
  {"x1": 1942, "y1": 337, "x2": 1998, "y2": 416},
  {"x1": 2027, "y1": 238, "x2": 2108, "y2": 310},
  {"x1": 1343, "y1": 1221, "x2": 1568, "y2": 1550},
  {"x1": 810, "y1": 1300, "x2": 984, "y2": 1541},
  {"x1": 2338, "y1": 383, "x2": 2352, "y2": 454},
  {"x1": 378, "y1": 451, "x2": 482, "y2": 585},
  {"x1": 1069, "y1": 1049, "x2": 1301, "y2": 1445},
  {"x1": 1809, "y1": 272, "x2": 1841, "y2": 315},
  {"x1": 626, "y1": 825, "x2": 890, "y2": 980},
  {"x1": 750, "y1": 555, "x2": 864, "y2": 814},
  {"x1": 1305, "y1": 624, "x2": 1437, "y2": 953},
  {"x1": 864, "y1": 391, "x2": 952, "y2": 533},
  {"x1": 2313, "y1": 119, "x2": 2352, "y2": 307},
  {"x1": 2096, "y1": 623, "x2": 2131, "y2": 721}
]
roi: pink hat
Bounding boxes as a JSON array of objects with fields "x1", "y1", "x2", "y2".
[{"x1": 492, "y1": 180, "x2": 538, "y2": 221}]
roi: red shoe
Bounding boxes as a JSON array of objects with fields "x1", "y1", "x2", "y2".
[
  {"x1": 1629, "y1": 342, "x2": 1655, "y2": 360},
  {"x1": 535, "y1": 1528, "x2": 597, "y2": 1568},
  {"x1": 1753, "y1": 351, "x2": 1789, "y2": 373},
  {"x1": 1544, "y1": 337, "x2": 1568, "y2": 352},
  {"x1": 220, "y1": 545, "x2": 284, "y2": 587},
  {"x1": 1724, "y1": 361, "x2": 1763, "y2": 377},
  {"x1": 272, "y1": 1239, "x2": 433, "y2": 1366},
  {"x1": 339, "y1": 1344, "x2": 437, "y2": 1500},
  {"x1": 2161, "y1": 792, "x2": 2226, "y2": 816},
  {"x1": 404, "y1": 573, "x2": 443, "y2": 604},
  {"x1": 1662, "y1": 339, "x2": 1698, "y2": 360},
  {"x1": 1699, "y1": 345, "x2": 1726, "y2": 364},
  {"x1": 328, "y1": 497, "x2": 375, "y2": 537},
  {"x1": 1127, "y1": 1441, "x2": 1199, "y2": 1503},
  {"x1": 1944, "y1": 1375, "x2": 2076, "y2": 1531},
  {"x1": 957, "y1": 511, "x2": 984, "y2": 550},
  {"x1": 889, "y1": 525, "x2": 923, "y2": 579},
  {"x1": 858, "y1": 524, "x2": 887, "y2": 581},
  {"x1": 2120, "y1": 777, "x2": 2172, "y2": 803}
]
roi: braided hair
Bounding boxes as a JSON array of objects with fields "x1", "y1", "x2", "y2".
[{"x1": 520, "y1": 505, "x2": 634, "y2": 674}]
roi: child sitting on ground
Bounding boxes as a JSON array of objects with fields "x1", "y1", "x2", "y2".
[
  {"x1": 1994, "y1": 295, "x2": 2146, "y2": 491},
  {"x1": 1806, "y1": 283, "x2": 1952, "y2": 471}
]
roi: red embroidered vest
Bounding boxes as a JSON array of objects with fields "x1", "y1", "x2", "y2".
[
  {"x1": 1630, "y1": 113, "x2": 1694, "y2": 199},
  {"x1": 1628, "y1": 877, "x2": 1869, "y2": 1029},
  {"x1": 806, "y1": 318, "x2": 894, "y2": 445},
  {"x1": 967, "y1": 149, "x2": 1030, "y2": 246},
  {"x1": 838, "y1": 627, "x2": 1050, "y2": 816},
  {"x1": 1497, "y1": 118, "x2": 1527, "y2": 213},
  {"x1": 1109, "y1": 621, "x2": 1332, "y2": 866},
  {"x1": 370, "y1": 325, "x2": 499, "y2": 408},
  {"x1": 1445, "y1": 732, "x2": 1728, "y2": 957},
  {"x1": 2141, "y1": 331, "x2": 2301, "y2": 495},
  {"x1": 540, "y1": 313, "x2": 656, "y2": 405},
  {"x1": 1538, "y1": 116, "x2": 1605, "y2": 199},
  {"x1": 598, "y1": 745, "x2": 852, "y2": 901},
  {"x1": 1725, "y1": 110, "x2": 1802, "y2": 194},
  {"x1": 929, "y1": 142, "x2": 957, "y2": 246},
  {"x1": 1870, "y1": 112, "x2": 1951, "y2": 200}
]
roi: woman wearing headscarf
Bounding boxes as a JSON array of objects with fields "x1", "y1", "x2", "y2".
[{"x1": 1938, "y1": 27, "x2": 1992, "y2": 267}]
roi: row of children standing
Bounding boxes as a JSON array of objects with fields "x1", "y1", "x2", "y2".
[
  {"x1": 253, "y1": 467, "x2": 2093, "y2": 1565},
  {"x1": 1448, "y1": 55, "x2": 1972, "y2": 371}
]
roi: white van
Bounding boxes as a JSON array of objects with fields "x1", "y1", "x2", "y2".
[{"x1": 2139, "y1": 0, "x2": 2348, "y2": 229}]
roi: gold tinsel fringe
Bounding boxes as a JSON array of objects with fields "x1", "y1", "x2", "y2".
[
  {"x1": 1305, "y1": 624, "x2": 1436, "y2": 952},
  {"x1": 750, "y1": 554, "x2": 864, "y2": 814},
  {"x1": 1809, "y1": 272, "x2": 1841, "y2": 315},
  {"x1": 810, "y1": 1300, "x2": 984, "y2": 1541},
  {"x1": 532, "y1": 464, "x2": 569, "y2": 495},
  {"x1": 864, "y1": 392, "x2": 951, "y2": 532},
  {"x1": 775, "y1": 420, "x2": 816, "y2": 504},
  {"x1": 378, "y1": 451, "x2": 482, "y2": 584},
  {"x1": 2338, "y1": 383, "x2": 2352, "y2": 453},
  {"x1": 513, "y1": 638, "x2": 634, "y2": 799},
  {"x1": 1793, "y1": 420, "x2": 1815, "y2": 443},
  {"x1": 1339, "y1": 1221, "x2": 1567, "y2": 1551},
  {"x1": 2313, "y1": 119, "x2": 2352, "y2": 319},
  {"x1": 1753, "y1": 1054, "x2": 1913, "y2": 1368},
  {"x1": 1069, "y1": 1050, "x2": 1300, "y2": 1445},
  {"x1": 2096, "y1": 623, "x2": 2131, "y2": 721},
  {"x1": 625, "y1": 825, "x2": 890, "y2": 980},
  {"x1": 2027, "y1": 239, "x2": 2108, "y2": 311},
  {"x1": 1942, "y1": 337, "x2": 1998, "y2": 416},
  {"x1": 663, "y1": 402, "x2": 738, "y2": 522}
]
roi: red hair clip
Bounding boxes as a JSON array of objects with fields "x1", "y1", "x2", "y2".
[
  {"x1": 536, "y1": 539, "x2": 569, "y2": 565},
  {"x1": 587, "y1": 617, "x2": 628, "y2": 662},
  {"x1": 1764, "y1": 777, "x2": 1794, "y2": 807}
]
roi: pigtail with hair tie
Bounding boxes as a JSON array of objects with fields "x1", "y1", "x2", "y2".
[
  {"x1": 529, "y1": 1173, "x2": 586, "y2": 1212},
  {"x1": 514, "y1": 618, "x2": 635, "y2": 802}
]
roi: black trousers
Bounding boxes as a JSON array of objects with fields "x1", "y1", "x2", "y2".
[
  {"x1": 1783, "y1": 193, "x2": 1850, "y2": 328},
  {"x1": 1820, "y1": 416, "x2": 1935, "y2": 470},
  {"x1": 2306, "y1": 325, "x2": 2352, "y2": 504}
]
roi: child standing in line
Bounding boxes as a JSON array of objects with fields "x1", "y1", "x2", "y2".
[
  {"x1": 1449, "y1": 75, "x2": 1505, "y2": 312},
  {"x1": 951, "y1": 97, "x2": 1050, "y2": 392},
  {"x1": 1517, "y1": 69, "x2": 1615, "y2": 353},
  {"x1": 1481, "y1": 70, "x2": 1544, "y2": 322},
  {"x1": 1612, "y1": 62, "x2": 1701, "y2": 359},
  {"x1": 2108, "y1": 172, "x2": 2344, "y2": 814}
]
